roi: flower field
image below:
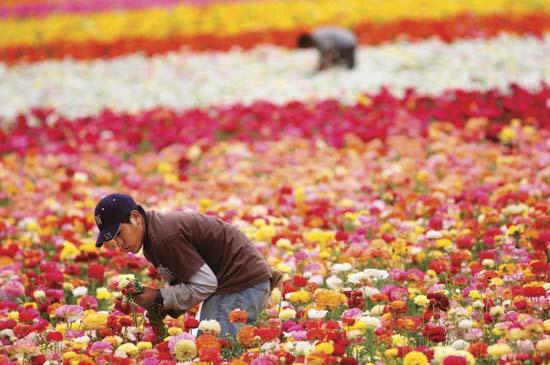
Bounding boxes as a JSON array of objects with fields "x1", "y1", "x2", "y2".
[{"x1": 0, "y1": 0, "x2": 549, "y2": 364}]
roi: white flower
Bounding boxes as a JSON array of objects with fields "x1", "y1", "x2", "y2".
[
  {"x1": 369, "y1": 305, "x2": 385, "y2": 317},
  {"x1": 74, "y1": 336, "x2": 91, "y2": 344},
  {"x1": 293, "y1": 341, "x2": 314, "y2": 356},
  {"x1": 331, "y1": 263, "x2": 352, "y2": 272},
  {"x1": 347, "y1": 271, "x2": 368, "y2": 284},
  {"x1": 363, "y1": 269, "x2": 389, "y2": 280},
  {"x1": 426, "y1": 230, "x2": 443, "y2": 239},
  {"x1": 362, "y1": 286, "x2": 381, "y2": 297},
  {"x1": 198, "y1": 320, "x2": 221, "y2": 336},
  {"x1": 1, "y1": 35, "x2": 547, "y2": 120},
  {"x1": 452, "y1": 339, "x2": 470, "y2": 350},
  {"x1": 0, "y1": 329, "x2": 14, "y2": 338},
  {"x1": 114, "y1": 274, "x2": 136, "y2": 290},
  {"x1": 72, "y1": 286, "x2": 88, "y2": 297},
  {"x1": 458, "y1": 319, "x2": 473, "y2": 330},
  {"x1": 358, "y1": 316, "x2": 382, "y2": 328},
  {"x1": 307, "y1": 309, "x2": 328, "y2": 319},
  {"x1": 33, "y1": 290, "x2": 46, "y2": 300},
  {"x1": 260, "y1": 341, "x2": 278, "y2": 352},
  {"x1": 325, "y1": 275, "x2": 343, "y2": 289}
]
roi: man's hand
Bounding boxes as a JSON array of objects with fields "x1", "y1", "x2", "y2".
[{"x1": 134, "y1": 287, "x2": 157, "y2": 308}]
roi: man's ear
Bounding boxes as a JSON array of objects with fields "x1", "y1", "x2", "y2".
[{"x1": 130, "y1": 210, "x2": 141, "y2": 226}]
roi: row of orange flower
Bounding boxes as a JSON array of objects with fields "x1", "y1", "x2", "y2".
[{"x1": 0, "y1": 12, "x2": 548, "y2": 64}]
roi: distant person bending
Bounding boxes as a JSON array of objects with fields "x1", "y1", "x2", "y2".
[{"x1": 297, "y1": 26, "x2": 357, "y2": 72}]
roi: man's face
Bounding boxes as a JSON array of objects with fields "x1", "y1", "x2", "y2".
[{"x1": 113, "y1": 212, "x2": 144, "y2": 254}]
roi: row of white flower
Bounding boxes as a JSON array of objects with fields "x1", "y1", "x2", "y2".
[{"x1": 0, "y1": 34, "x2": 548, "y2": 120}]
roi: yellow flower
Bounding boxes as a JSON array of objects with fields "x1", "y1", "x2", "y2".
[
  {"x1": 117, "y1": 343, "x2": 139, "y2": 357},
  {"x1": 403, "y1": 351, "x2": 428, "y2": 365},
  {"x1": 435, "y1": 238, "x2": 452, "y2": 249},
  {"x1": 275, "y1": 238, "x2": 293, "y2": 250},
  {"x1": 304, "y1": 229, "x2": 335, "y2": 245},
  {"x1": 104, "y1": 336, "x2": 123, "y2": 346},
  {"x1": 391, "y1": 334, "x2": 408, "y2": 346},
  {"x1": 199, "y1": 198, "x2": 212, "y2": 211},
  {"x1": 255, "y1": 225, "x2": 277, "y2": 242},
  {"x1": 385, "y1": 348, "x2": 398, "y2": 358},
  {"x1": 498, "y1": 126, "x2": 517, "y2": 144},
  {"x1": 536, "y1": 338, "x2": 550, "y2": 353},
  {"x1": 63, "y1": 352, "x2": 78, "y2": 361},
  {"x1": 137, "y1": 341, "x2": 153, "y2": 351},
  {"x1": 60, "y1": 241, "x2": 80, "y2": 261},
  {"x1": 277, "y1": 263, "x2": 292, "y2": 273},
  {"x1": 96, "y1": 287, "x2": 112, "y2": 300},
  {"x1": 416, "y1": 170, "x2": 429, "y2": 183},
  {"x1": 315, "y1": 342, "x2": 334, "y2": 355},
  {"x1": 414, "y1": 295, "x2": 429, "y2": 307},
  {"x1": 81, "y1": 311, "x2": 108, "y2": 331},
  {"x1": 508, "y1": 328, "x2": 527, "y2": 340},
  {"x1": 314, "y1": 289, "x2": 346, "y2": 310},
  {"x1": 174, "y1": 339, "x2": 197, "y2": 361},
  {"x1": 168, "y1": 327, "x2": 183, "y2": 335},
  {"x1": 487, "y1": 343, "x2": 512, "y2": 358},
  {"x1": 468, "y1": 290, "x2": 482, "y2": 300},
  {"x1": 287, "y1": 290, "x2": 311, "y2": 304},
  {"x1": 279, "y1": 308, "x2": 296, "y2": 320}
]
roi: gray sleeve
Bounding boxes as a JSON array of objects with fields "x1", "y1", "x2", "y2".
[{"x1": 159, "y1": 263, "x2": 217, "y2": 311}]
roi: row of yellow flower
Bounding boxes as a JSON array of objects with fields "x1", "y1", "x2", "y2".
[{"x1": 1, "y1": 0, "x2": 548, "y2": 48}]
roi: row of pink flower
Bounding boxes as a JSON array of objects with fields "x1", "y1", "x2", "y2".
[
  {"x1": 0, "y1": 0, "x2": 247, "y2": 18},
  {"x1": 1, "y1": 85, "x2": 548, "y2": 155}
]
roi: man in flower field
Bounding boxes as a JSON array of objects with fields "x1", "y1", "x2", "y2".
[
  {"x1": 93, "y1": 193, "x2": 282, "y2": 338},
  {"x1": 297, "y1": 26, "x2": 357, "y2": 72}
]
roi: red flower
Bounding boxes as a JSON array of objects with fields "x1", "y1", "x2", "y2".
[
  {"x1": 340, "y1": 357, "x2": 359, "y2": 365},
  {"x1": 46, "y1": 331, "x2": 63, "y2": 342},
  {"x1": 0, "y1": 320, "x2": 16, "y2": 330},
  {"x1": 184, "y1": 317, "x2": 199, "y2": 329},
  {"x1": 415, "y1": 345, "x2": 434, "y2": 361},
  {"x1": 19, "y1": 309, "x2": 39, "y2": 323},
  {"x1": 88, "y1": 263, "x2": 105, "y2": 282},
  {"x1": 31, "y1": 355, "x2": 46, "y2": 365},
  {"x1": 428, "y1": 260, "x2": 448, "y2": 274},
  {"x1": 532, "y1": 231, "x2": 550, "y2": 251},
  {"x1": 254, "y1": 327, "x2": 279, "y2": 342},
  {"x1": 292, "y1": 275, "x2": 308, "y2": 288},
  {"x1": 199, "y1": 347, "x2": 220, "y2": 362},
  {"x1": 456, "y1": 235, "x2": 474, "y2": 249},
  {"x1": 522, "y1": 286, "x2": 546, "y2": 297},
  {"x1": 427, "y1": 292, "x2": 450, "y2": 311},
  {"x1": 422, "y1": 323, "x2": 446, "y2": 343},
  {"x1": 442, "y1": 355, "x2": 468, "y2": 365},
  {"x1": 468, "y1": 342, "x2": 488, "y2": 358},
  {"x1": 530, "y1": 261, "x2": 549, "y2": 275}
]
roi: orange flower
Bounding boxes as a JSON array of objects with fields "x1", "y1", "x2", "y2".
[
  {"x1": 371, "y1": 293, "x2": 389, "y2": 302},
  {"x1": 46, "y1": 302, "x2": 62, "y2": 316},
  {"x1": 195, "y1": 334, "x2": 220, "y2": 352},
  {"x1": 389, "y1": 300, "x2": 407, "y2": 312},
  {"x1": 230, "y1": 360, "x2": 248, "y2": 365},
  {"x1": 237, "y1": 325, "x2": 259, "y2": 348},
  {"x1": 314, "y1": 289, "x2": 347, "y2": 310},
  {"x1": 397, "y1": 317, "x2": 421, "y2": 331},
  {"x1": 229, "y1": 309, "x2": 248, "y2": 324}
]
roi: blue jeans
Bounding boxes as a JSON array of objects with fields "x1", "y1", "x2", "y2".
[{"x1": 200, "y1": 280, "x2": 270, "y2": 338}]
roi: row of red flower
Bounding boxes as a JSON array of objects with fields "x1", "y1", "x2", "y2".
[
  {"x1": 1, "y1": 13, "x2": 548, "y2": 64},
  {"x1": 1, "y1": 85, "x2": 548, "y2": 155}
]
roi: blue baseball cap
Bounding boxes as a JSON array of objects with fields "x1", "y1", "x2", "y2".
[{"x1": 94, "y1": 193, "x2": 138, "y2": 247}]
